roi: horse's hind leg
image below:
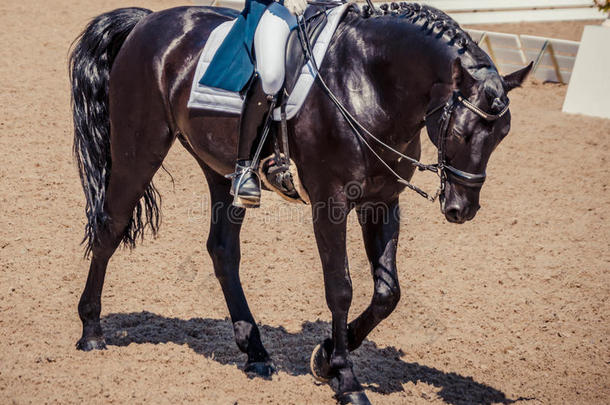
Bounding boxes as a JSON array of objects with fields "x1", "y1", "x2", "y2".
[
  {"x1": 196, "y1": 161, "x2": 274, "y2": 377},
  {"x1": 77, "y1": 121, "x2": 173, "y2": 351}
]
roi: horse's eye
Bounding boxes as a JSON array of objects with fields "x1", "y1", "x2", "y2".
[
  {"x1": 452, "y1": 128, "x2": 465, "y2": 141},
  {"x1": 491, "y1": 97, "x2": 506, "y2": 113}
]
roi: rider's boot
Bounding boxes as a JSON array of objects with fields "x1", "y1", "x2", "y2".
[{"x1": 229, "y1": 74, "x2": 270, "y2": 208}]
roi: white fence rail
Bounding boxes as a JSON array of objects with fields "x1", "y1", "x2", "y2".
[
  {"x1": 421, "y1": 0, "x2": 605, "y2": 23},
  {"x1": 420, "y1": 0, "x2": 597, "y2": 12},
  {"x1": 467, "y1": 29, "x2": 580, "y2": 83},
  {"x1": 520, "y1": 35, "x2": 580, "y2": 83}
]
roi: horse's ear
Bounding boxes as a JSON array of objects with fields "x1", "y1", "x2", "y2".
[
  {"x1": 451, "y1": 58, "x2": 475, "y2": 91},
  {"x1": 503, "y1": 62, "x2": 533, "y2": 91}
]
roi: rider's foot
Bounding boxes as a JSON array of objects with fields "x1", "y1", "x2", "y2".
[{"x1": 229, "y1": 160, "x2": 261, "y2": 208}]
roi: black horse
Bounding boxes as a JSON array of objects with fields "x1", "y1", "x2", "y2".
[{"x1": 70, "y1": 3, "x2": 531, "y2": 404}]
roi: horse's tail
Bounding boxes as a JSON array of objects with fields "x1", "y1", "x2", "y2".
[{"x1": 69, "y1": 7, "x2": 153, "y2": 256}]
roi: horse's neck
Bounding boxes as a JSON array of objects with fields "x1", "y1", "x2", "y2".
[{"x1": 335, "y1": 15, "x2": 461, "y2": 139}]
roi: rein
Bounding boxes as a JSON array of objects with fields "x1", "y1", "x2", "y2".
[{"x1": 295, "y1": 13, "x2": 507, "y2": 202}]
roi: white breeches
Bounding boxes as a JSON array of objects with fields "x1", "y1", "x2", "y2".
[{"x1": 253, "y1": 2, "x2": 297, "y2": 95}]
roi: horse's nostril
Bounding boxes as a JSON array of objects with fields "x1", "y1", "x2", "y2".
[{"x1": 445, "y1": 206, "x2": 462, "y2": 223}]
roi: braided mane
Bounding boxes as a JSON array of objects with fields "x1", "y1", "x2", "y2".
[{"x1": 359, "y1": 2, "x2": 490, "y2": 65}]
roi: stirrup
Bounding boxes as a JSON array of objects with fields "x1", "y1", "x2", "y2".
[{"x1": 226, "y1": 163, "x2": 261, "y2": 208}]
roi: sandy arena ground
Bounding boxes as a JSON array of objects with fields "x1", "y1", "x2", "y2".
[{"x1": 0, "y1": 1, "x2": 609, "y2": 404}]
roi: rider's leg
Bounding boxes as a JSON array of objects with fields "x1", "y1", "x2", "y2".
[
  {"x1": 230, "y1": 75, "x2": 268, "y2": 208},
  {"x1": 254, "y1": 3, "x2": 296, "y2": 95},
  {"x1": 231, "y1": 3, "x2": 296, "y2": 208}
]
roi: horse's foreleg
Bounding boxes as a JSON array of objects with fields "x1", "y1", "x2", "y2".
[
  {"x1": 201, "y1": 167, "x2": 274, "y2": 377},
  {"x1": 312, "y1": 203, "x2": 371, "y2": 405},
  {"x1": 311, "y1": 199, "x2": 400, "y2": 401},
  {"x1": 348, "y1": 199, "x2": 401, "y2": 351}
]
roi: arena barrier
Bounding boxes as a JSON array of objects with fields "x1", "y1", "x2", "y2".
[
  {"x1": 467, "y1": 30, "x2": 580, "y2": 84},
  {"x1": 562, "y1": 25, "x2": 610, "y2": 119},
  {"x1": 419, "y1": 0, "x2": 607, "y2": 24}
]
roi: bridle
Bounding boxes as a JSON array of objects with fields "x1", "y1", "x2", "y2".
[
  {"x1": 295, "y1": 13, "x2": 510, "y2": 203},
  {"x1": 424, "y1": 90, "x2": 510, "y2": 204}
]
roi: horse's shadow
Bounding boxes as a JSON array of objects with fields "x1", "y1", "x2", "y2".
[{"x1": 101, "y1": 312, "x2": 526, "y2": 405}]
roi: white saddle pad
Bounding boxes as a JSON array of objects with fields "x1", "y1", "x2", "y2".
[{"x1": 187, "y1": 3, "x2": 349, "y2": 120}]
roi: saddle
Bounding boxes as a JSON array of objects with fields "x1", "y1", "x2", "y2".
[
  {"x1": 284, "y1": 5, "x2": 329, "y2": 95},
  {"x1": 188, "y1": 2, "x2": 350, "y2": 117}
]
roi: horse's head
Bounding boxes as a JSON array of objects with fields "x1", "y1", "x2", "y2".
[{"x1": 427, "y1": 58, "x2": 532, "y2": 224}]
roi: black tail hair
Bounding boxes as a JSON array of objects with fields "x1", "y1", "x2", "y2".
[{"x1": 69, "y1": 7, "x2": 155, "y2": 256}]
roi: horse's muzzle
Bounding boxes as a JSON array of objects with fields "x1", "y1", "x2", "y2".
[{"x1": 443, "y1": 201, "x2": 480, "y2": 224}]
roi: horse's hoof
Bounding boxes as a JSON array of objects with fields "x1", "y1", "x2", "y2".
[
  {"x1": 76, "y1": 336, "x2": 107, "y2": 351},
  {"x1": 336, "y1": 391, "x2": 372, "y2": 405},
  {"x1": 244, "y1": 360, "x2": 276, "y2": 379},
  {"x1": 310, "y1": 342, "x2": 332, "y2": 382}
]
